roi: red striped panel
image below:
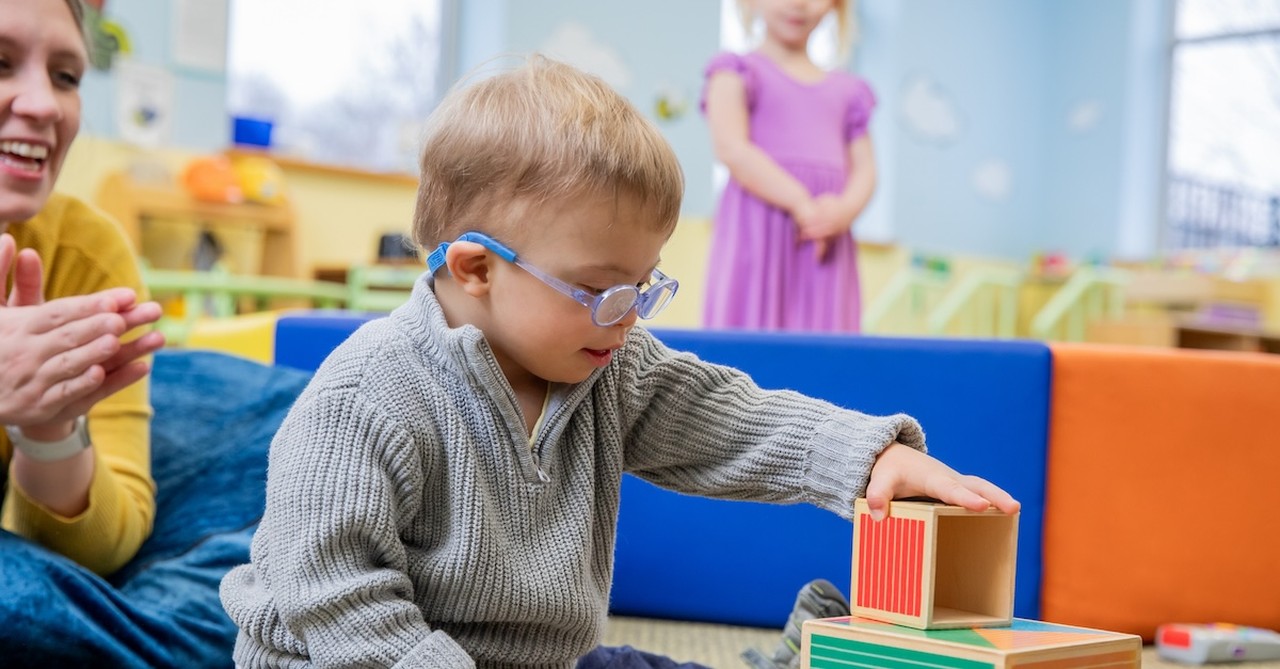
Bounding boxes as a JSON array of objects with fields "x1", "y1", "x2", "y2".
[
  {"x1": 871, "y1": 513, "x2": 884, "y2": 609},
  {"x1": 856, "y1": 514, "x2": 927, "y2": 617},
  {"x1": 888, "y1": 516, "x2": 898, "y2": 613},
  {"x1": 907, "y1": 518, "x2": 920, "y2": 617},
  {"x1": 857, "y1": 514, "x2": 871, "y2": 608}
]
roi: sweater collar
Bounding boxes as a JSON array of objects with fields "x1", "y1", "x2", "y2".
[{"x1": 393, "y1": 273, "x2": 497, "y2": 382}]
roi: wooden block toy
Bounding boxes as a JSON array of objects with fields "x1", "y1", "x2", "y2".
[
  {"x1": 803, "y1": 616, "x2": 1143, "y2": 669},
  {"x1": 851, "y1": 498, "x2": 1018, "y2": 629}
]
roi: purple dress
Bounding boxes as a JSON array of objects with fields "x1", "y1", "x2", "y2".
[{"x1": 701, "y1": 51, "x2": 876, "y2": 332}]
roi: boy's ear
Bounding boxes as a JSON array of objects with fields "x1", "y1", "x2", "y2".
[{"x1": 444, "y1": 241, "x2": 492, "y2": 297}]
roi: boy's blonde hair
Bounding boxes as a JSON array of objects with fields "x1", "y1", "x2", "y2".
[
  {"x1": 412, "y1": 55, "x2": 684, "y2": 248},
  {"x1": 736, "y1": 0, "x2": 858, "y2": 64}
]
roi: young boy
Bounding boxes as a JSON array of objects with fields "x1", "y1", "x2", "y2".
[{"x1": 220, "y1": 55, "x2": 1018, "y2": 669}]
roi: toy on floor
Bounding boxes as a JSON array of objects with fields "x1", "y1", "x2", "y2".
[
  {"x1": 801, "y1": 499, "x2": 1143, "y2": 668},
  {"x1": 1156, "y1": 623, "x2": 1280, "y2": 665}
]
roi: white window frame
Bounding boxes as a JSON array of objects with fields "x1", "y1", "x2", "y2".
[
  {"x1": 1163, "y1": 1, "x2": 1280, "y2": 250},
  {"x1": 226, "y1": 0, "x2": 458, "y2": 175}
]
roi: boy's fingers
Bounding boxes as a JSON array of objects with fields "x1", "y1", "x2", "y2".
[
  {"x1": 929, "y1": 476, "x2": 1020, "y2": 514},
  {"x1": 863, "y1": 479, "x2": 893, "y2": 522},
  {"x1": 864, "y1": 496, "x2": 888, "y2": 522},
  {"x1": 965, "y1": 476, "x2": 1021, "y2": 514}
]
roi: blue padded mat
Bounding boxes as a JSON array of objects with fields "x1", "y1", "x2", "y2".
[
  {"x1": 274, "y1": 310, "x2": 383, "y2": 372},
  {"x1": 609, "y1": 330, "x2": 1052, "y2": 627}
]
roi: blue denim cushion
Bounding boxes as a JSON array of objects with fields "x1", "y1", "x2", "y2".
[
  {"x1": 111, "y1": 350, "x2": 312, "y2": 584},
  {"x1": 0, "y1": 350, "x2": 310, "y2": 668}
]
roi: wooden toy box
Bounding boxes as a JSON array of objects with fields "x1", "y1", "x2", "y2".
[
  {"x1": 852, "y1": 499, "x2": 1018, "y2": 629},
  {"x1": 803, "y1": 617, "x2": 1143, "y2": 669}
]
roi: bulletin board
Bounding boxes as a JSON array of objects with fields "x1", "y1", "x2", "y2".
[{"x1": 79, "y1": 0, "x2": 229, "y2": 151}]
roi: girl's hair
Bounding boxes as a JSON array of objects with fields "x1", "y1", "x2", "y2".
[
  {"x1": 412, "y1": 54, "x2": 684, "y2": 248},
  {"x1": 736, "y1": 0, "x2": 859, "y2": 64}
]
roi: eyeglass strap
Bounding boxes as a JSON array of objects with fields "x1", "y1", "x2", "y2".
[
  {"x1": 430, "y1": 233, "x2": 521, "y2": 275},
  {"x1": 426, "y1": 243, "x2": 450, "y2": 274}
]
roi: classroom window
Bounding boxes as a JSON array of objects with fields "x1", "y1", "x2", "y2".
[
  {"x1": 1165, "y1": 0, "x2": 1280, "y2": 249},
  {"x1": 226, "y1": 0, "x2": 453, "y2": 174}
]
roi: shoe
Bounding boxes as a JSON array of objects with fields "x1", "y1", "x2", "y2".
[{"x1": 740, "y1": 579, "x2": 850, "y2": 669}]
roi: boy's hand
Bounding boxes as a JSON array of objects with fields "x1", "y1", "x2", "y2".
[{"x1": 864, "y1": 442, "x2": 1020, "y2": 522}]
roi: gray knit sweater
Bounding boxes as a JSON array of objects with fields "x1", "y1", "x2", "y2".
[{"x1": 220, "y1": 280, "x2": 925, "y2": 669}]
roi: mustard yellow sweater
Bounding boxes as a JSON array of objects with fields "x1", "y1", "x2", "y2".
[{"x1": 2, "y1": 193, "x2": 156, "y2": 576}]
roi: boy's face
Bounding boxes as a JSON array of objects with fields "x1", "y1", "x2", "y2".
[{"x1": 481, "y1": 193, "x2": 670, "y2": 394}]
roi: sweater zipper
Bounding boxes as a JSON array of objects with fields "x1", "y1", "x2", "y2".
[
  {"x1": 472, "y1": 353, "x2": 550, "y2": 484},
  {"x1": 529, "y1": 450, "x2": 551, "y2": 483},
  {"x1": 527, "y1": 381, "x2": 592, "y2": 485}
]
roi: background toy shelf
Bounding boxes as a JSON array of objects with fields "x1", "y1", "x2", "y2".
[{"x1": 95, "y1": 171, "x2": 300, "y2": 279}]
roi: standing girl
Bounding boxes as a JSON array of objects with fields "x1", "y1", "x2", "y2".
[{"x1": 702, "y1": 0, "x2": 876, "y2": 332}]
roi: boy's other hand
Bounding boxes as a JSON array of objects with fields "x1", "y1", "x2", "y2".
[{"x1": 864, "y1": 442, "x2": 1020, "y2": 522}]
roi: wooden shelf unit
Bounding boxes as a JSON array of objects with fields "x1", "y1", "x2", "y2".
[
  {"x1": 95, "y1": 171, "x2": 300, "y2": 278},
  {"x1": 1176, "y1": 320, "x2": 1280, "y2": 354}
]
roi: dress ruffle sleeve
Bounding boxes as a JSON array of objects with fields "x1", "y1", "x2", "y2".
[
  {"x1": 701, "y1": 51, "x2": 757, "y2": 114},
  {"x1": 843, "y1": 77, "x2": 878, "y2": 142}
]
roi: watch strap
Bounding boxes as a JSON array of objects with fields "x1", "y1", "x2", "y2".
[{"x1": 4, "y1": 415, "x2": 92, "y2": 462}]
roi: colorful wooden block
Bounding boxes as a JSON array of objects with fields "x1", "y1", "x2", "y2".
[
  {"x1": 803, "y1": 617, "x2": 1143, "y2": 669},
  {"x1": 852, "y1": 499, "x2": 1018, "y2": 629}
]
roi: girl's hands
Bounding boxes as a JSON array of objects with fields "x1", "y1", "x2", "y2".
[
  {"x1": 0, "y1": 234, "x2": 165, "y2": 435},
  {"x1": 793, "y1": 194, "x2": 853, "y2": 263},
  {"x1": 864, "y1": 442, "x2": 1021, "y2": 522}
]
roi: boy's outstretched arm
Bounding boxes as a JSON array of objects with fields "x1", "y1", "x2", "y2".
[{"x1": 864, "y1": 443, "x2": 1021, "y2": 522}]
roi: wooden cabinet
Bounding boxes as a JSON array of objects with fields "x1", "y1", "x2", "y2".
[
  {"x1": 95, "y1": 171, "x2": 300, "y2": 278},
  {"x1": 1176, "y1": 320, "x2": 1280, "y2": 354}
]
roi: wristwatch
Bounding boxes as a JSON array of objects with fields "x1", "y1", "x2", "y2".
[{"x1": 4, "y1": 416, "x2": 92, "y2": 462}]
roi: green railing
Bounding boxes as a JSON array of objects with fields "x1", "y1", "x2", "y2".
[
  {"x1": 926, "y1": 268, "x2": 1022, "y2": 338},
  {"x1": 144, "y1": 263, "x2": 426, "y2": 344},
  {"x1": 863, "y1": 265, "x2": 952, "y2": 335},
  {"x1": 1029, "y1": 267, "x2": 1128, "y2": 341},
  {"x1": 346, "y1": 264, "x2": 421, "y2": 312},
  {"x1": 144, "y1": 266, "x2": 349, "y2": 343}
]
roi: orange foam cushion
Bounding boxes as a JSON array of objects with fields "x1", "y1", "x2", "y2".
[{"x1": 1042, "y1": 344, "x2": 1280, "y2": 640}]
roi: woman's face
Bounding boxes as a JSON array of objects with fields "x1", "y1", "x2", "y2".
[{"x1": 0, "y1": 0, "x2": 86, "y2": 224}]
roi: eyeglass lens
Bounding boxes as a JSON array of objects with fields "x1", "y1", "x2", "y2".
[
  {"x1": 596, "y1": 288, "x2": 639, "y2": 325},
  {"x1": 594, "y1": 282, "x2": 677, "y2": 325}
]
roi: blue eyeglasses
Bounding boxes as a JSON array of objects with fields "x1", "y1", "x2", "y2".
[{"x1": 427, "y1": 231, "x2": 679, "y2": 327}]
